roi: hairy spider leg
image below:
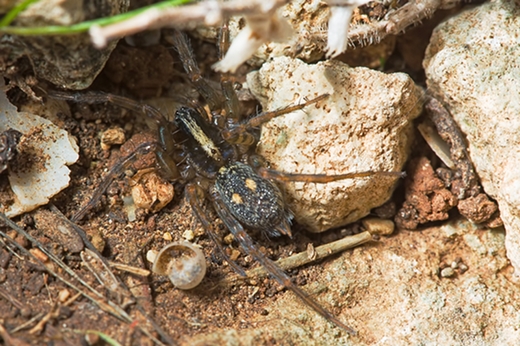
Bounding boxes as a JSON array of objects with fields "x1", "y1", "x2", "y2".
[
  {"x1": 211, "y1": 193, "x2": 357, "y2": 336},
  {"x1": 218, "y1": 21, "x2": 242, "y2": 124},
  {"x1": 255, "y1": 161, "x2": 406, "y2": 183},
  {"x1": 48, "y1": 90, "x2": 181, "y2": 181},
  {"x1": 71, "y1": 142, "x2": 160, "y2": 223},
  {"x1": 165, "y1": 30, "x2": 225, "y2": 110},
  {"x1": 185, "y1": 183, "x2": 247, "y2": 277},
  {"x1": 220, "y1": 93, "x2": 406, "y2": 184},
  {"x1": 221, "y1": 94, "x2": 329, "y2": 146}
]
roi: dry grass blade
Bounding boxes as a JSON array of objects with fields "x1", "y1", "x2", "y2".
[
  {"x1": 0, "y1": 322, "x2": 31, "y2": 346},
  {"x1": 81, "y1": 248, "x2": 127, "y2": 295},
  {"x1": 0, "y1": 212, "x2": 172, "y2": 346},
  {"x1": 108, "y1": 261, "x2": 151, "y2": 276}
]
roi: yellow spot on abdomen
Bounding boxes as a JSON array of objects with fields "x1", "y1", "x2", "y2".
[
  {"x1": 232, "y1": 193, "x2": 243, "y2": 204},
  {"x1": 245, "y1": 178, "x2": 257, "y2": 192}
]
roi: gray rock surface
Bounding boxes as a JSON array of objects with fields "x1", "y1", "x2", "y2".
[
  {"x1": 423, "y1": 0, "x2": 520, "y2": 273},
  {"x1": 247, "y1": 57, "x2": 423, "y2": 232}
]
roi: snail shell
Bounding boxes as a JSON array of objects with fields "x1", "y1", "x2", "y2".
[{"x1": 150, "y1": 241, "x2": 207, "y2": 290}]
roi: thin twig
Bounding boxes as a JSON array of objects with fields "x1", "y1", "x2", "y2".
[
  {"x1": 9, "y1": 313, "x2": 44, "y2": 334},
  {"x1": 48, "y1": 204, "x2": 174, "y2": 345},
  {"x1": 0, "y1": 213, "x2": 171, "y2": 346},
  {"x1": 220, "y1": 231, "x2": 373, "y2": 287}
]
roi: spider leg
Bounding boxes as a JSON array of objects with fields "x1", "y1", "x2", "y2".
[
  {"x1": 211, "y1": 192, "x2": 357, "y2": 335},
  {"x1": 221, "y1": 94, "x2": 328, "y2": 144},
  {"x1": 256, "y1": 166, "x2": 406, "y2": 183},
  {"x1": 247, "y1": 154, "x2": 405, "y2": 183},
  {"x1": 185, "y1": 183, "x2": 247, "y2": 277},
  {"x1": 48, "y1": 90, "x2": 180, "y2": 181},
  {"x1": 72, "y1": 142, "x2": 159, "y2": 222},
  {"x1": 218, "y1": 21, "x2": 242, "y2": 124},
  {"x1": 165, "y1": 30, "x2": 224, "y2": 110}
]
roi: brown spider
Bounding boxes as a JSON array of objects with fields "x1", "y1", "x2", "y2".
[{"x1": 50, "y1": 28, "x2": 404, "y2": 336}]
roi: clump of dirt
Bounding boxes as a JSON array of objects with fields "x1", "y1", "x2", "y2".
[{"x1": 395, "y1": 156, "x2": 458, "y2": 229}]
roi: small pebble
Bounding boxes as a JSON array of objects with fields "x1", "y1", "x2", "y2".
[
  {"x1": 182, "y1": 230, "x2": 195, "y2": 241},
  {"x1": 441, "y1": 267, "x2": 455, "y2": 278},
  {"x1": 0, "y1": 269, "x2": 7, "y2": 283},
  {"x1": 20, "y1": 306, "x2": 32, "y2": 318},
  {"x1": 223, "y1": 233, "x2": 235, "y2": 245},
  {"x1": 29, "y1": 248, "x2": 48, "y2": 263},
  {"x1": 146, "y1": 250, "x2": 158, "y2": 264},
  {"x1": 362, "y1": 217, "x2": 395, "y2": 236},
  {"x1": 229, "y1": 249, "x2": 241, "y2": 261},
  {"x1": 58, "y1": 289, "x2": 71, "y2": 303},
  {"x1": 163, "y1": 232, "x2": 173, "y2": 241},
  {"x1": 100, "y1": 127, "x2": 125, "y2": 150},
  {"x1": 85, "y1": 332, "x2": 100, "y2": 345},
  {"x1": 91, "y1": 231, "x2": 106, "y2": 253},
  {"x1": 459, "y1": 263, "x2": 468, "y2": 273}
]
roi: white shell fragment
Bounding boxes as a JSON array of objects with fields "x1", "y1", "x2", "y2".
[
  {"x1": 417, "y1": 121, "x2": 455, "y2": 170},
  {"x1": 0, "y1": 79, "x2": 79, "y2": 217},
  {"x1": 151, "y1": 242, "x2": 207, "y2": 290},
  {"x1": 247, "y1": 57, "x2": 423, "y2": 232}
]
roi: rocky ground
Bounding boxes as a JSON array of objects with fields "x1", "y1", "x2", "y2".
[{"x1": 0, "y1": 0, "x2": 518, "y2": 345}]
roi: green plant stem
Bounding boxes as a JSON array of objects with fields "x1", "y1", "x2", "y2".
[
  {"x1": 0, "y1": 0, "x2": 40, "y2": 27},
  {"x1": 0, "y1": 0, "x2": 192, "y2": 36}
]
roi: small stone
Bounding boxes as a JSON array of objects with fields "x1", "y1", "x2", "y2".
[
  {"x1": 85, "y1": 332, "x2": 100, "y2": 346},
  {"x1": 362, "y1": 217, "x2": 395, "y2": 236},
  {"x1": 131, "y1": 170, "x2": 174, "y2": 212},
  {"x1": 182, "y1": 230, "x2": 195, "y2": 241},
  {"x1": 29, "y1": 248, "x2": 48, "y2": 263},
  {"x1": 20, "y1": 306, "x2": 32, "y2": 318},
  {"x1": 90, "y1": 231, "x2": 106, "y2": 253},
  {"x1": 459, "y1": 263, "x2": 468, "y2": 274},
  {"x1": 163, "y1": 232, "x2": 173, "y2": 241},
  {"x1": 100, "y1": 127, "x2": 125, "y2": 150},
  {"x1": 146, "y1": 250, "x2": 158, "y2": 264},
  {"x1": 223, "y1": 233, "x2": 235, "y2": 245},
  {"x1": 58, "y1": 289, "x2": 71, "y2": 303},
  {"x1": 229, "y1": 249, "x2": 241, "y2": 261},
  {"x1": 440, "y1": 267, "x2": 455, "y2": 278}
]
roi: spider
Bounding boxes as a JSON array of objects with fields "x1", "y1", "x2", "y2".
[{"x1": 49, "y1": 28, "x2": 404, "y2": 336}]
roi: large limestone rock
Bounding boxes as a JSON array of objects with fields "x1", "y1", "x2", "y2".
[
  {"x1": 247, "y1": 57, "x2": 423, "y2": 232},
  {"x1": 423, "y1": 0, "x2": 520, "y2": 273}
]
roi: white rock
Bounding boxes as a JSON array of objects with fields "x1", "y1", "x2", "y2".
[
  {"x1": 423, "y1": 0, "x2": 520, "y2": 273},
  {"x1": 0, "y1": 79, "x2": 79, "y2": 216},
  {"x1": 247, "y1": 57, "x2": 423, "y2": 232}
]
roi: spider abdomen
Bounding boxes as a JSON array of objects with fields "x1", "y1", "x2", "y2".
[{"x1": 215, "y1": 162, "x2": 292, "y2": 237}]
